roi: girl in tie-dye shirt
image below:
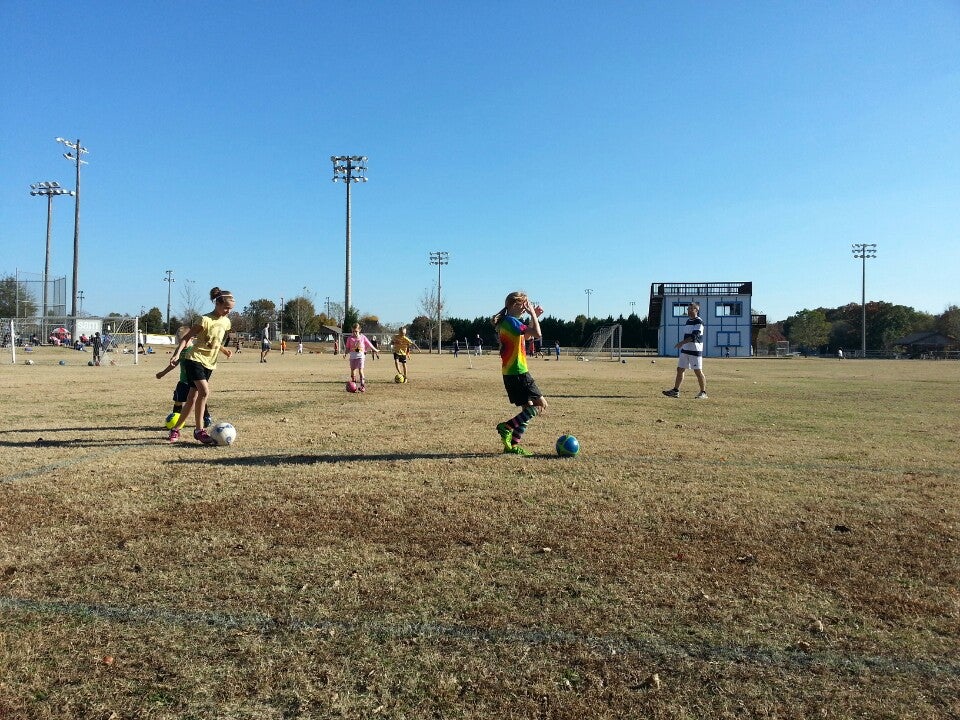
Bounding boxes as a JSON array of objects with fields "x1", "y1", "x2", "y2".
[{"x1": 492, "y1": 291, "x2": 548, "y2": 456}]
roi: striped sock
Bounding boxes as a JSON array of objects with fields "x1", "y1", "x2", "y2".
[{"x1": 508, "y1": 406, "x2": 539, "y2": 445}]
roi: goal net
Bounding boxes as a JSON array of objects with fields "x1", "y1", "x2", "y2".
[
  {"x1": 4, "y1": 316, "x2": 141, "y2": 365},
  {"x1": 577, "y1": 324, "x2": 622, "y2": 361}
]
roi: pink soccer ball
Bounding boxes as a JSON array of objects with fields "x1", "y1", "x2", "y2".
[{"x1": 345, "y1": 381, "x2": 359, "y2": 393}]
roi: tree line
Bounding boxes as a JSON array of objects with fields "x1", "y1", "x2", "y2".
[
  {"x1": 759, "y1": 302, "x2": 960, "y2": 355},
  {"x1": 2, "y1": 275, "x2": 956, "y2": 354}
]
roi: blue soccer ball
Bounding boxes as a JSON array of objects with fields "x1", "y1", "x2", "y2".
[{"x1": 556, "y1": 434, "x2": 580, "y2": 457}]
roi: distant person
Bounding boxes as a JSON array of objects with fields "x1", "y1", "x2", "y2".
[
  {"x1": 260, "y1": 325, "x2": 271, "y2": 363},
  {"x1": 474, "y1": 334, "x2": 483, "y2": 356},
  {"x1": 92, "y1": 332, "x2": 103, "y2": 366},
  {"x1": 493, "y1": 292, "x2": 547, "y2": 456},
  {"x1": 345, "y1": 323, "x2": 377, "y2": 391},
  {"x1": 333, "y1": 337, "x2": 339, "y2": 355},
  {"x1": 662, "y1": 302, "x2": 707, "y2": 399},
  {"x1": 297, "y1": 339, "x2": 304, "y2": 354},
  {"x1": 167, "y1": 287, "x2": 235, "y2": 444},
  {"x1": 371, "y1": 337, "x2": 381, "y2": 360},
  {"x1": 280, "y1": 338, "x2": 286, "y2": 355},
  {"x1": 391, "y1": 326, "x2": 419, "y2": 381},
  {"x1": 837, "y1": 348, "x2": 844, "y2": 360},
  {"x1": 453, "y1": 339, "x2": 460, "y2": 358},
  {"x1": 554, "y1": 340, "x2": 561, "y2": 361}
]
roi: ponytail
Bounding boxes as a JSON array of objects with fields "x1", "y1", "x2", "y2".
[{"x1": 210, "y1": 287, "x2": 234, "y2": 305}]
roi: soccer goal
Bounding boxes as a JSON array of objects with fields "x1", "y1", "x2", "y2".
[
  {"x1": 4, "y1": 316, "x2": 141, "y2": 365},
  {"x1": 577, "y1": 324, "x2": 622, "y2": 361}
]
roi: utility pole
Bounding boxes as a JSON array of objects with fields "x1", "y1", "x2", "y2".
[
  {"x1": 331, "y1": 155, "x2": 368, "y2": 330},
  {"x1": 851, "y1": 243, "x2": 877, "y2": 358},
  {"x1": 429, "y1": 251, "x2": 449, "y2": 353},
  {"x1": 56, "y1": 137, "x2": 88, "y2": 322},
  {"x1": 30, "y1": 181, "x2": 74, "y2": 333},
  {"x1": 163, "y1": 270, "x2": 175, "y2": 334}
]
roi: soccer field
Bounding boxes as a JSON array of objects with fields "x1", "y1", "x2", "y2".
[{"x1": 1, "y1": 349, "x2": 958, "y2": 719}]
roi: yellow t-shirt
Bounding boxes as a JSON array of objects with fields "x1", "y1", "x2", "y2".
[
  {"x1": 392, "y1": 334, "x2": 415, "y2": 357},
  {"x1": 190, "y1": 313, "x2": 232, "y2": 370}
]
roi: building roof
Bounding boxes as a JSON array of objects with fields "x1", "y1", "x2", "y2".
[{"x1": 893, "y1": 331, "x2": 957, "y2": 348}]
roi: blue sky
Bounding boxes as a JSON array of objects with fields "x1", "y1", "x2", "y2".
[{"x1": 2, "y1": 1, "x2": 958, "y2": 325}]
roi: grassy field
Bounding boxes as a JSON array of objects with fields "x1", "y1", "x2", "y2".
[{"x1": 1, "y1": 347, "x2": 958, "y2": 719}]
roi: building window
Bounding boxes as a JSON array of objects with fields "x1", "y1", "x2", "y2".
[
  {"x1": 717, "y1": 331, "x2": 741, "y2": 347},
  {"x1": 672, "y1": 303, "x2": 690, "y2": 317},
  {"x1": 716, "y1": 302, "x2": 742, "y2": 317}
]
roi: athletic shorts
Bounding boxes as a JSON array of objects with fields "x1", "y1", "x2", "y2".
[
  {"x1": 172, "y1": 380, "x2": 191, "y2": 403},
  {"x1": 677, "y1": 351, "x2": 703, "y2": 371},
  {"x1": 503, "y1": 373, "x2": 543, "y2": 406},
  {"x1": 182, "y1": 358, "x2": 214, "y2": 384},
  {"x1": 349, "y1": 357, "x2": 365, "y2": 371},
  {"x1": 394, "y1": 353, "x2": 407, "y2": 364}
]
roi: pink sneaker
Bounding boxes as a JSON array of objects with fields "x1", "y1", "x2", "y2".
[
  {"x1": 168, "y1": 428, "x2": 180, "y2": 443},
  {"x1": 193, "y1": 428, "x2": 217, "y2": 445}
]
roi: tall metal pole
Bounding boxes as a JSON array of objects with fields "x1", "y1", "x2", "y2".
[
  {"x1": 429, "y1": 251, "x2": 449, "y2": 353},
  {"x1": 851, "y1": 244, "x2": 877, "y2": 358},
  {"x1": 585, "y1": 288, "x2": 594, "y2": 318},
  {"x1": 57, "y1": 138, "x2": 88, "y2": 322},
  {"x1": 331, "y1": 156, "x2": 368, "y2": 330},
  {"x1": 30, "y1": 182, "x2": 74, "y2": 330},
  {"x1": 163, "y1": 270, "x2": 175, "y2": 334}
]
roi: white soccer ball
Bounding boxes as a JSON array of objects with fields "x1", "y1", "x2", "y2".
[{"x1": 210, "y1": 422, "x2": 237, "y2": 446}]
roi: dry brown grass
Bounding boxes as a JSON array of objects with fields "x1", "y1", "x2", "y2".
[{"x1": 1, "y1": 347, "x2": 958, "y2": 719}]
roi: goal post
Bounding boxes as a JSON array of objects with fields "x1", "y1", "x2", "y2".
[
  {"x1": 3, "y1": 316, "x2": 141, "y2": 365},
  {"x1": 577, "y1": 324, "x2": 622, "y2": 361}
]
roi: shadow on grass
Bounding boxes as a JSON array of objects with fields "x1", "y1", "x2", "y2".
[
  {"x1": 173, "y1": 451, "x2": 574, "y2": 466},
  {"x1": 0, "y1": 427, "x2": 191, "y2": 449},
  {"x1": 550, "y1": 394, "x2": 632, "y2": 399}
]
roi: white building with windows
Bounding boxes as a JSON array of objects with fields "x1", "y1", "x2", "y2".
[{"x1": 648, "y1": 282, "x2": 764, "y2": 358}]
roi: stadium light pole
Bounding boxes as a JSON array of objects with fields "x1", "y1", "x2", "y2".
[
  {"x1": 331, "y1": 155, "x2": 368, "y2": 330},
  {"x1": 163, "y1": 270, "x2": 174, "y2": 334},
  {"x1": 585, "y1": 289, "x2": 594, "y2": 318},
  {"x1": 429, "y1": 251, "x2": 449, "y2": 353},
  {"x1": 629, "y1": 300, "x2": 636, "y2": 317},
  {"x1": 851, "y1": 243, "x2": 877, "y2": 358},
  {"x1": 56, "y1": 137, "x2": 88, "y2": 322},
  {"x1": 77, "y1": 290, "x2": 84, "y2": 314},
  {"x1": 279, "y1": 296, "x2": 284, "y2": 340},
  {"x1": 30, "y1": 181, "x2": 74, "y2": 331}
]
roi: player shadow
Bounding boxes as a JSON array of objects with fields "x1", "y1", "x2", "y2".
[
  {"x1": 0, "y1": 426, "x2": 170, "y2": 449},
  {"x1": 550, "y1": 393, "x2": 630, "y2": 399},
  {"x1": 174, "y1": 451, "x2": 566, "y2": 467}
]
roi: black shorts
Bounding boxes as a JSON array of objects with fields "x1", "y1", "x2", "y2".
[
  {"x1": 503, "y1": 373, "x2": 542, "y2": 406},
  {"x1": 394, "y1": 353, "x2": 407, "y2": 364},
  {"x1": 172, "y1": 380, "x2": 191, "y2": 403},
  {"x1": 182, "y1": 358, "x2": 213, "y2": 384}
]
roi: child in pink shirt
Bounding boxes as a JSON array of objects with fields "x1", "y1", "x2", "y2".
[{"x1": 345, "y1": 323, "x2": 377, "y2": 391}]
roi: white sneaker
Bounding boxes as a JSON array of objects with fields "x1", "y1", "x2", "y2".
[{"x1": 695, "y1": 391, "x2": 708, "y2": 399}]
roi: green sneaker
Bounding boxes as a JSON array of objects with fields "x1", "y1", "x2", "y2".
[
  {"x1": 496, "y1": 422, "x2": 513, "y2": 450},
  {"x1": 503, "y1": 444, "x2": 533, "y2": 457}
]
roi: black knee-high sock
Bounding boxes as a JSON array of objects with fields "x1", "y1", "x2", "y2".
[{"x1": 507, "y1": 406, "x2": 538, "y2": 445}]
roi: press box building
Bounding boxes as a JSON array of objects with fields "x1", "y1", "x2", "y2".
[{"x1": 648, "y1": 282, "x2": 766, "y2": 358}]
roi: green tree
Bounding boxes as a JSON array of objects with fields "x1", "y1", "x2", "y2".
[
  {"x1": 936, "y1": 305, "x2": 960, "y2": 339},
  {"x1": 409, "y1": 315, "x2": 434, "y2": 346},
  {"x1": 284, "y1": 297, "x2": 317, "y2": 337},
  {"x1": 243, "y1": 299, "x2": 276, "y2": 337},
  {"x1": 785, "y1": 309, "x2": 831, "y2": 351},
  {"x1": 0, "y1": 275, "x2": 38, "y2": 317},
  {"x1": 139, "y1": 307, "x2": 165, "y2": 334}
]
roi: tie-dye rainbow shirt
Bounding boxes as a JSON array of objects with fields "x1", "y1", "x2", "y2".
[{"x1": 497, "y1": 315, "x2": 528, "y2": 376}]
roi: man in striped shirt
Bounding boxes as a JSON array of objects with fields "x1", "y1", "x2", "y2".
[{"x1": 662, "y1": 302, "x2": 708, "y2": 399}]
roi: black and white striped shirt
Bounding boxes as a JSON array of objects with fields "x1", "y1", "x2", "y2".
[{"x1": 680, "y1": 316, "x2": 704, "y2": 357}]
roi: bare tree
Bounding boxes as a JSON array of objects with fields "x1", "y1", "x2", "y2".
[{"x1": 418, "y1": 287, "x2": 444, "y2": 352}]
